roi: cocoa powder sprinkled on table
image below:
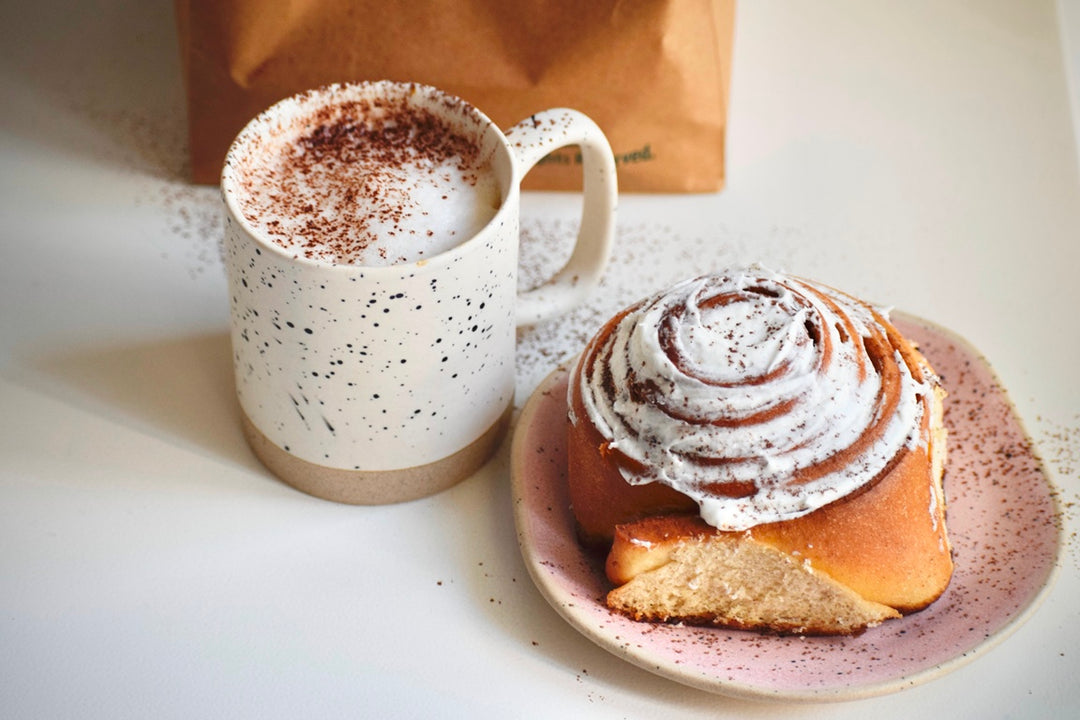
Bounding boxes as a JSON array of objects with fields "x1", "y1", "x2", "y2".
[{"x1": 1035, "y1": 414, "x2": 1080, "y2": 569}]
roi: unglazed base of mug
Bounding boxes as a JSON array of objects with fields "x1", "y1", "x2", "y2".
[{"x1": 241, "y1": 405, "x2": 512, "y2": 505}]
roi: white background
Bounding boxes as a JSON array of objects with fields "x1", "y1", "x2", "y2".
[{"x1": 2, "y1": 1, "x2": 1079, "y2": 718}]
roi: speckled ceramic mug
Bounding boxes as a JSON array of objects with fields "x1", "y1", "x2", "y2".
[{"x1": 221, "y1": 81, "x2": 616, "y2": 504}]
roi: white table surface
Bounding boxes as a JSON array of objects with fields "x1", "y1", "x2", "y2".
[{"x1": 3, "y1": 1, "x2": 1079, "y2": 717}]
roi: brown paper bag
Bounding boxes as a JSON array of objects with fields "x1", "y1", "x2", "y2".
[{"x1": 176, "y1": 0, "x2": 735, "y2": 192}]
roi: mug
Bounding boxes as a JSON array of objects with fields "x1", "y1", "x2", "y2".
[{"x1": 221, "y1": 81, "x2": 617, "y2": 504}]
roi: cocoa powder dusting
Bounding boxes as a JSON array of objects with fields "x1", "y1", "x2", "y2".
[{"x1": 237, "y1": 95, "x2": 494, "y2": 266}]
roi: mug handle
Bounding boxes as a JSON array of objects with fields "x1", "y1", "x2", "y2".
[{"x1": 506, "y1": 109, "x2": 618, "y2": 326}]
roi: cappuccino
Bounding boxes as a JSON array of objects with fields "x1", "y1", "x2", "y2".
[{"x1": 229, "y1": 85, "x2": 500, "y2": 267}]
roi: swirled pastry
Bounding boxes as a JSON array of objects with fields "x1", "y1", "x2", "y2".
[{"x1": 567, "y1": 266, "x2": 951, "y2": 634}]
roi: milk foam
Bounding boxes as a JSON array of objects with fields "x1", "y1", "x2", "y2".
[{"x1": 231, "y1": 90, "x2": 501, "y2": 267}]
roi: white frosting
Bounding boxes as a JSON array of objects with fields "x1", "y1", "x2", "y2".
[{"x1": 573, "y1": 266, "x2": 936, "y2": 531}]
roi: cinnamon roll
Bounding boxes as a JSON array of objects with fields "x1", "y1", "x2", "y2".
[{"x1": 567, "y1": 266, "x2": 952, "y2": 633}]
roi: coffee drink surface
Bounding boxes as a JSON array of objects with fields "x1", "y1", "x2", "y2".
[{"x1": 231, "y1": 90, "x2": 501, "y2": 267}]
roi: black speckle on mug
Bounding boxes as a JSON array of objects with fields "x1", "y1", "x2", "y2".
[{"x1": 228, "y1": 220, "x2": 518, "y2": 472}]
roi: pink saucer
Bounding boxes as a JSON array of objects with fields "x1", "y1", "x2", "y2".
[{"x1": 510, "y1": 313, "x2": 1061, "y2": 702}]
